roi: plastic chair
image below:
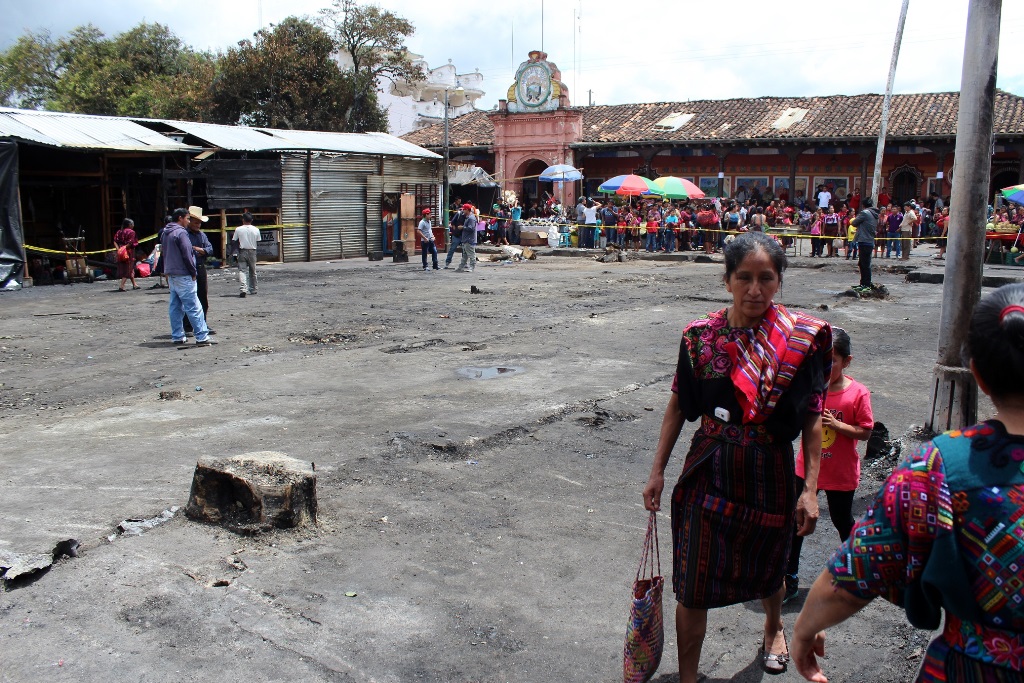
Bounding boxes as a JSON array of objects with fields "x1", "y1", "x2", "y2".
[{"x1": 559, "y1": 232, "x2": 571, "y2": 247}]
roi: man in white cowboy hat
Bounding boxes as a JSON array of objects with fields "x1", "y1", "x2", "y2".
[
  {"x1": 160, "y1": 208, "x2": 210, "y2": 347},
  {"x1": 183, "y1": 206, "x2": 215, "y2": 334}
]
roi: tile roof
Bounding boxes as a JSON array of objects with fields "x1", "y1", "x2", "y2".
[{"x1": 401, "y1": 90, "x2": 1024, "y2": 149}]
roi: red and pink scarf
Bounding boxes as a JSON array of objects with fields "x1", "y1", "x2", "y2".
[{"x1": 725, "y1": 303, "x2": 832, "y2": 424}]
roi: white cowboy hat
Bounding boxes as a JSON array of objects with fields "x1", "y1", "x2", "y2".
[{"x1": 187, "y1": 206, "x2": 209, "y2": 223}]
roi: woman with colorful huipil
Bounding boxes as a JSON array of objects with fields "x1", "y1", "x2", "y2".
[
  {"x1": 643, "y1": 231, "x2": 832, "y2": 680},
  {"x1": 793, "y1": 283, "x2": 1024, "y2": 683}
]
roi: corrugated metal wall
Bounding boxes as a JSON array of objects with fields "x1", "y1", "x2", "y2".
[
  {"x1": 281, "y1": 154, "x2": 439, "y2": 261},
  {"x1": 281, "y1": 155, "x2": 308, "y2": 262},
  {"x1": 366, "y1": 176, "x2": 383, "y2": 255},
  {"x1": 311, "y1": 155, "x2": 375, "y2": 260}
]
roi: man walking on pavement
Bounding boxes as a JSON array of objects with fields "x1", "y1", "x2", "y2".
[
  {"x1": 455, "y1": 204, "x2": 478, "y2": 273},
  {"x1": 232, "y1": 212, "x2": 260, "y2": 297},
  {"x1": 161, "y1": 208, "x2": 210, "y2": 347},
  {"x1": 418, "y1": 209, "x2": 439, "y2": 271},
  {"x1": 443, "y1": 204, "x2": 465, "y2": 269},
  {"x1": 184, "y1": 206, "x2": 215, "y2": 334}
]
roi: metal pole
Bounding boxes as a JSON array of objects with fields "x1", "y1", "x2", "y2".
[
  {"x1": 871, "y1": 0, "x2": 910, "y2": 207},
  {"x1": 443, "y1": 88, "x2": 450, "y2": 234},
  {"x1": 926, "y1": 0, "x2": 1002, "y2": 432}
]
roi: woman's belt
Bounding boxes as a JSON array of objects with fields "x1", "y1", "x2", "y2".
[
  {"x1": 943, "y1": 613, "x2": 1024, "y2": 670},
  {"x1": 699, "y1": 414, "x2": 773, "y2": 446}
]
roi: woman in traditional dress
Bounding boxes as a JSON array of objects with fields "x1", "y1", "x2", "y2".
[
  {"x1": 643, "y1": 231, "x2": 831, "y2": 680},
  {"x1": 792, "y1": 284, "x2": 1024, "y2": 683},
  {"x1": 113, "y1": 218, "x2": 139, "y2": 291}
]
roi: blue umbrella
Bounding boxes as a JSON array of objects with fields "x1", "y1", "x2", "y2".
[{"x1": 539, "y1": 164, "x2": 583, "y2": 182}]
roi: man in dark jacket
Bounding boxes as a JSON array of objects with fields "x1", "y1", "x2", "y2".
[
  {"x1": 455, "y1": 204, "x2": 478, "y2": 273},
  {"x1": 161, "y1": 208, "x2": 210, "y2": 347},
  {"x1": 850, "y1": 198, "x2": 881, "y2": 291}
]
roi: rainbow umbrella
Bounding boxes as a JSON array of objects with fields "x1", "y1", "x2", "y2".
[
  {"x1": 1001, "y1": 183, "x2": 1024, "y2": 206},
  {"x1": 598, "y1": 174, "x2": 658, "y2": 196},
  {"x1": 650, "y1": 176, "x2": 705, "y2": 199}
]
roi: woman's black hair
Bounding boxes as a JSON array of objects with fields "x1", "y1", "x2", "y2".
[
  {"x1": 968, "y1": 283, "x2": 1024, "y2": 399},
  {"x1": 723, "y1": 231, "x2": 787, "y2": 283},
  {"x1": 832, "y1": 327, "x2": 852, "y2": 358}
]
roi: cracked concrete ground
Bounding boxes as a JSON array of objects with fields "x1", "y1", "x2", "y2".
[{"x1": 0, "y1": 246, "x2": 1012, "y2": 682}]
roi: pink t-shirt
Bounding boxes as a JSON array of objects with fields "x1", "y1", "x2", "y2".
[{"x1": 796, "y1": 377, "x2": 873, "y2": 491}]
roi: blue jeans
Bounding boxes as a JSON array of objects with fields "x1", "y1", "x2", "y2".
[
  {"x1": 168, "y1": 275, "x2": 208, "y2": 342},
  {"x1": 664, "y1": 230, "x2": 676, "y2": 252},
  {"x1": 445, "y1": 235, "x2": 462, "y2": 266},
  {"x1": 421, "y1": 239, "x2": 439, "y2": 269},
  {"x1": 646, "y1": 232, "x2": 657, "y2": 251},
  {"x1": 886, "y1": 231, "x2": 901, "y2": 257},
  {"x1": 591, "y1": 225, "x2": 601, "y2": 248}
]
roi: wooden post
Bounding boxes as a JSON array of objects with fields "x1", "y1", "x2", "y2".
[
  {"x1": 220, "y1": 209, "x2": 227, "y2": 267},
  {"x1": 870, "y1": 0, "x2": 910, "y2": 206},
  {"x1": 926, "y1": 0, "x2": 1002, "y2": 433}
]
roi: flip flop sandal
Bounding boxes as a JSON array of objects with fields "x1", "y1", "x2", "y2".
[{"x1": 759, "y1": 632, "x2": 790, "y2": 675}]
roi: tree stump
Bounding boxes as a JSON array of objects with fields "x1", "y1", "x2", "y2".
[{"x1": 185, "y1": 452, "x2": 317, "y2": 533}]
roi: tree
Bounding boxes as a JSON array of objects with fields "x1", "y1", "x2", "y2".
[
  {"x1": 0, "y1": 30, "x2": 59, "y2": 109},
  {"x1": 0, "y1": 22, "x2": 215, "y2": 119},
  {"x1": 211, "y1": 17, "x2": 349, "y2": 130},
  {"x1": 320, "y1": 0, "x2": 424, "y2": 133}
]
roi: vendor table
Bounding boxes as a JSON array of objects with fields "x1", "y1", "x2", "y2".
[{"x1": 985, "y1": 231, "x2": 1022, "y2": 263}]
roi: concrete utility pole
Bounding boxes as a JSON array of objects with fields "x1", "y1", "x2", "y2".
[
  {"x1": 926, "y1": 0, "x2": 1002, "y2": 432},
  {"x1": 870, "y1": 0, "x2": 910, "y2": 206}
]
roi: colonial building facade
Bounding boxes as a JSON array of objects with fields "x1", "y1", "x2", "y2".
[{"x1": 403, "y1": 51, "x2": 1024, "y2": 210}]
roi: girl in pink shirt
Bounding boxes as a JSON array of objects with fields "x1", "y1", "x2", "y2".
[{"x1": 784, "y1": 328, "x2": 874, "y2": 602}]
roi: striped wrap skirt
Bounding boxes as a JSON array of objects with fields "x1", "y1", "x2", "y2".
[{"x1": 670, "y1": 416, "x2": 796, "y2": 608}]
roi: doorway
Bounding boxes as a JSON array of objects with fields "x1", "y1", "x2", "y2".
[
  {"x1": 991, "y1": 170, "x2": 1019, "y2": 205},
  {"x1": 892, "y1": 171, "x2": 919, "y2": 205}
]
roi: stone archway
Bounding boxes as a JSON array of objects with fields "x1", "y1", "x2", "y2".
[
  {"x1": 516, "y1": 158, "x2": 550, "y2": 213},
  {"x1": 888, "y1": 164, "x2": 923, "y2": 205}
]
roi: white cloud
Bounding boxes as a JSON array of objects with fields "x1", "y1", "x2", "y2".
[{"x1": 2, "y1": 0, "x2": 1023, "y2": 109}]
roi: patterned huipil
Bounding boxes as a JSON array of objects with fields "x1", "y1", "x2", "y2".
[{"x1": 829, "y1": 421, "x2": 1024, "y2": 681}]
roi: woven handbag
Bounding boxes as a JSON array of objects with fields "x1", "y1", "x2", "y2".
[{"x1": 623, "y1": 511, "x2": 664, "y2": 683}]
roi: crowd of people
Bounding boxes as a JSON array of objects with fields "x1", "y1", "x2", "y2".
[{"x1": 642, "y1": 230, "x2": 1024, "y2": 683}]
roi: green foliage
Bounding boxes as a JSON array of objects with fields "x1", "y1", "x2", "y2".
[
  {"x1": 0, "y1": 1, "x2": 423, "y2": 132},
  {"x1": 0, "y1": 29, "x2": 59, "y2": 109},
  {"x1": 211, "y1": 17, "x2": 349, "y2": 130}
]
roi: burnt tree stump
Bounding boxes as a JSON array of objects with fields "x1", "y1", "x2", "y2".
[{"x1": 185, "y1": 452, "x2": 317, "y2": 532}]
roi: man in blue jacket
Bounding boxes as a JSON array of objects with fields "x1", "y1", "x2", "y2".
[{"x1": 161, "y1": 208, "x2": 210, "y2": 347}]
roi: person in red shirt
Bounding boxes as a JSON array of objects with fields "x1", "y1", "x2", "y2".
[
  {"x1": 877, "y1": 185, "x2": 891, "y2": 208},
  {"x1": 848, "y1": 190, "x2": 861, "y2": 211},
  {"x1": 784, "y1": 328, "x2": 874, "y2": 602}
]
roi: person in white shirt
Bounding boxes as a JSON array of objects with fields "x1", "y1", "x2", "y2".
[
  {"x1": 232, "y1": 212, "x2": 261, "y2": 297},
  {"x1": 418, "y1": 209, "x2": 439, "y2": 270},
  {"x1": 899, "y1": 202, "x2": 917, "y2": 261},
  {"x1": 816, "y1": 185, "x2": 832, "y2": 209},
  {"x1": 582, "y1": 201, "x2": 600, "y2": 248}
]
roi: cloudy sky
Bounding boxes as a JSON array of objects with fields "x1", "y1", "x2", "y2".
[{"x1": 3, "y1": 0, "x2": 1023, "y2": 110}]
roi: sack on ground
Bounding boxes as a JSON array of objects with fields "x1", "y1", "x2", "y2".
[{"x1": 623, "y1": 512, "x2": 664, "y2": 683}]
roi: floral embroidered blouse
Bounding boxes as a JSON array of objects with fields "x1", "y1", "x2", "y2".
[
  {"x1": 672, "y1": 309, "x2": 827, "y2": 442},
  {"x1": 829, "y1": 421, "x2": 1024, "y2": 680}
]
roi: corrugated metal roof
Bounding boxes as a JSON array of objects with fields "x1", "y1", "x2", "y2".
[
  {"x1": 0, "y1": 107, "x2": 200, "y2": 152},
  {"x1": 146, "y1": 119, "x2": 302, "y2": 152},
  {"x1": 0, "y1": 107, "x2": 442, "y2": 158},
  {"x1": 257, "y1": 128, "x2": 442, "y2": 158}
]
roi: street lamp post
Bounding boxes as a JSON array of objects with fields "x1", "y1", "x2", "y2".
[{"x1": 441, "y1": 83, "x2": 464, "y2": 235}]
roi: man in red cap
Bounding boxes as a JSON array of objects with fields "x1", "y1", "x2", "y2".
[
  {"x1": 417, "y1": 208, "x2": 439, "y2": 271},
  {"x1": 455, "y1": 203, "x2": 478, "y2": 273}
]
